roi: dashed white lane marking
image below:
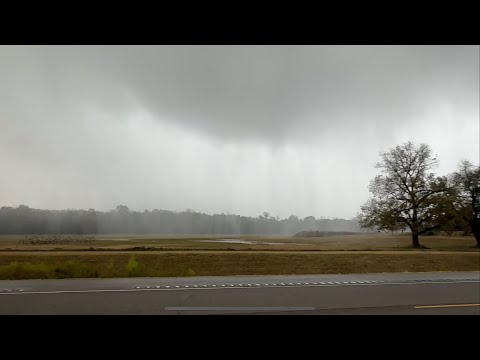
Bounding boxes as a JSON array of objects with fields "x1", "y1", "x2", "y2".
[
  {"x1": 138, "y1": 278, "x2": 477, "y2": 289},
  {"x1": 0, "y1": 280, "x2": 477, "y2": 295}
]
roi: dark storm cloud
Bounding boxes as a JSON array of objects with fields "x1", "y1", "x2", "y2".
[
  {"x1": 3, "y1": 45, "x2": 476, "y2": 142},
  {"x1": 94, "y1": 45, "x2": 478, "y2": 141}
]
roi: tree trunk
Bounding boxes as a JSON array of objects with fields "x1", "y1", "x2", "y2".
[
  {"x1": 474, "y1": 233, "x2": 480, "y2": 248},
  {"x1": 412, "y1": 232, "x2": 421, "y2": 248},
  {"x1": 471, "y1": 197, "x2": 480, "y2": 247},
  {"x1": 412, "y1": 209, "x2": 421, "y2": 248},
  {"x1": 471, "y1": 219, "x2": 480, "y2": 248}
]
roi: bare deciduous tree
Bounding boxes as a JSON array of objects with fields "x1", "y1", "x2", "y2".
[{"x1": 358, "y1": 142, "x2": 448, "y2": 248}]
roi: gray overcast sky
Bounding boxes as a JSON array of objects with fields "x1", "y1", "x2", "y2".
[{"x1": 0, "y1": 45, "x2": 478, "y2": 219}]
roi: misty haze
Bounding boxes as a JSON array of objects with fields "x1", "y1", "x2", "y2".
[
  {"x1": 0, "y1": 45, "x2": 478, "y2": 315},
  {"x1": 1, "y1": 45, "x2": 478, "y2": 219}
]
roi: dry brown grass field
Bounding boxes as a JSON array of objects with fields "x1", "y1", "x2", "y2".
[
  {"x1": 0, "y1": 233, "x2": 478, "y2": 251},
  {"x1": 0, "y1": 233, "x2": 478, "y2": 279}
]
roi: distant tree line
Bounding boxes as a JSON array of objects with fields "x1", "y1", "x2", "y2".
[
  {"x1": 358, "y1": 142, "x2": 480, "y2": 248},
  {"x1": 0, "y1": 205, "x2": 364, "y2": 236}
]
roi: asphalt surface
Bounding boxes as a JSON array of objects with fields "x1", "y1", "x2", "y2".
[{"x1": 0, "y1": 272, "x2": 478, "y2": 315}]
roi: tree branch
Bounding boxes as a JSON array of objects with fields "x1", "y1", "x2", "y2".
[{"x1": 418, "y1": 224, "x2": 441, "y2": 235}]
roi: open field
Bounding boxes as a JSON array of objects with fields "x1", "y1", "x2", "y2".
[
  {"x1": 0, "y1": 233, "x2": 477, "y2": 279},
  {"x1": 0, "y1": 233, "x2": 478, "y2": 252}
]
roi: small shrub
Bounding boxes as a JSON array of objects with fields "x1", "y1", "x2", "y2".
[
  {"x1": 126, "y1": 255, "x2": 144, "y2": 277},
  {"x1": 184, "y1": 268, "x2": 196, "y2": 276}
]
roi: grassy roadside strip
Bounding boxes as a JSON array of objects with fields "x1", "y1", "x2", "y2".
[{"x1": 0, "y1": 252, "x2": 478, "y2": 280}]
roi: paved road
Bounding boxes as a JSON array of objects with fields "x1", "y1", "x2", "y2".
[{"x1": 0, "y1": 272, "x2": 478, "y2": 315}]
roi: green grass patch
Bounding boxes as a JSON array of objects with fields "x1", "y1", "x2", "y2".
[{"x1": 0, "y1": 260, "x2": 98, "y2": 280}]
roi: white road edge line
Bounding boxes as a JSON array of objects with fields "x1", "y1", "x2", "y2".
[{"x1": 0, "y1": 280, "x2": 478, "y2": 295}]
